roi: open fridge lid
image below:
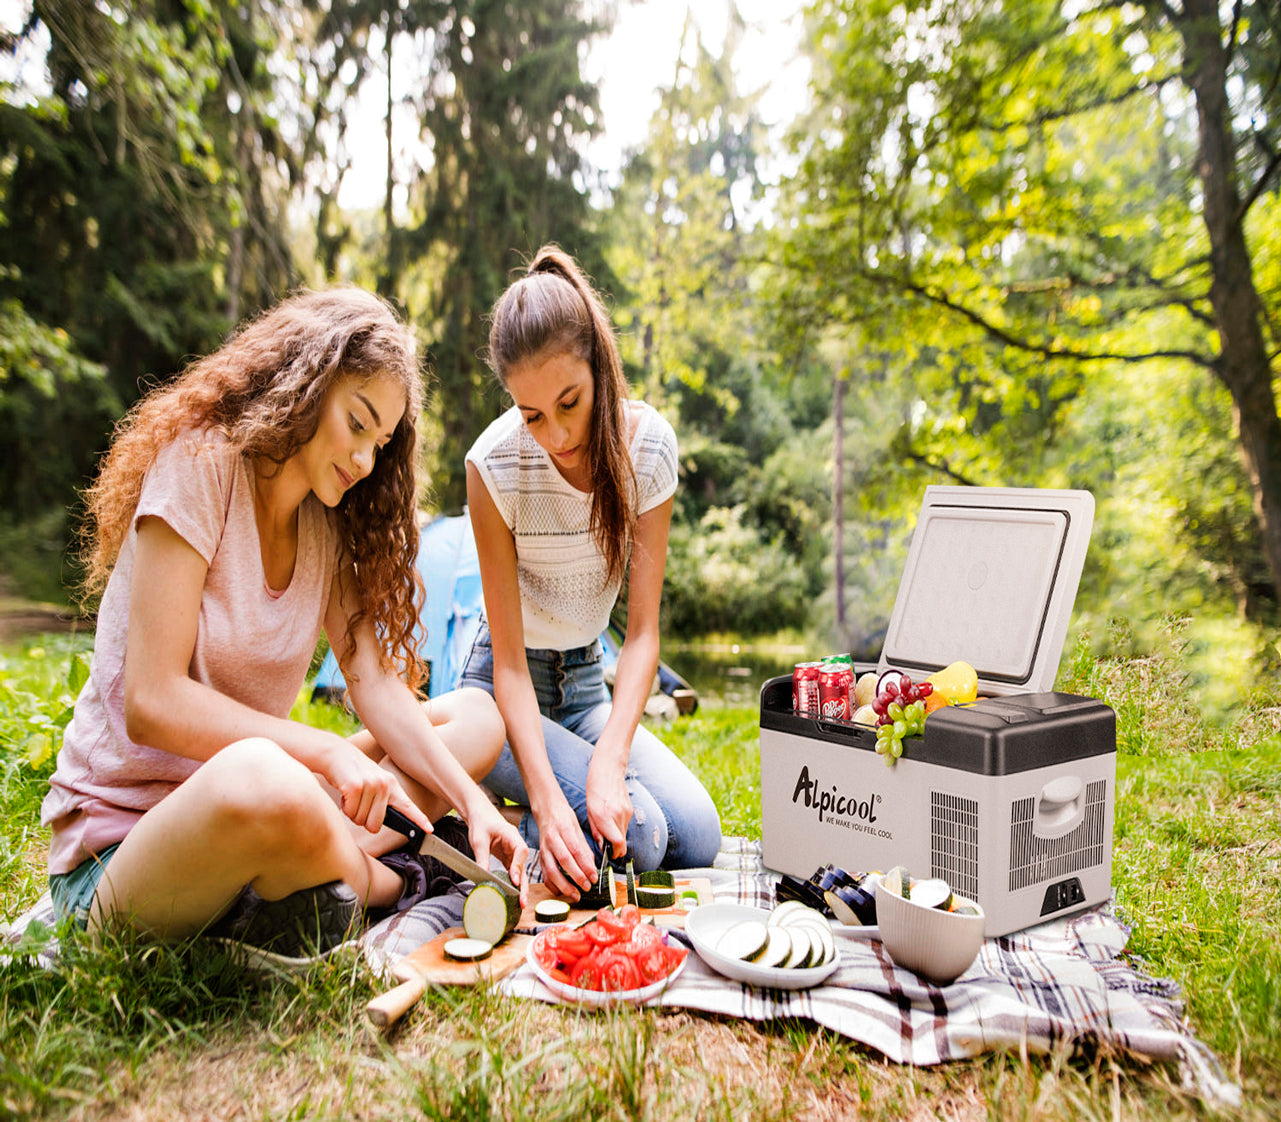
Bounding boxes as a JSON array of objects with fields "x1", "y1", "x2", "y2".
[{"x1": 877, "y1": 486, "x2": 1094, "y2": 695}]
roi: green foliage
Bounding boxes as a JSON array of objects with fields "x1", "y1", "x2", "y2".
[
  {"x1": 0, "y1": 298, "x2": 120, "y2": 521},
  {"x1": 664, "y1": 506, "x2": 810, "y2": 636},
  {"x1": 0, "y1": 635, "x2": 89, "y2": 822}
]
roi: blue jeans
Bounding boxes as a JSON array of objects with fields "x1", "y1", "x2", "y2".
[{"x1": 460, "y1": 624, "x2": 722, "y2": 871}]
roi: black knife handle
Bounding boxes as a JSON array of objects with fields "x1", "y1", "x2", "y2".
[{"x1": 383, "y1": 805, "x2": 426, "y2": 850}]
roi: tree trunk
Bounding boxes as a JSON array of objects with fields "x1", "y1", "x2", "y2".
[
  {"x1": 833, "y1": 372, "x2": 846, "y2": 633},
  {"x1": 1177, "y1": 0, "x2": 1281, "y2": 604}
]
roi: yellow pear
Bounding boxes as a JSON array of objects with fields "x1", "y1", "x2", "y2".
[{"x1": 926, "y1": 660, "x2": 978, "y2": 705}]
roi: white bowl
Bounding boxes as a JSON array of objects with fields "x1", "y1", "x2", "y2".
[{"x1": 875, "y1": 887, "x2": 985, "y2": 985}]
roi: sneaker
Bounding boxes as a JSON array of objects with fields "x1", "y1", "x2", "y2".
[
  {"x1": 376, "y1": 814, "x2": 473, "y2": 916},
  {"x1": 206, "y1": 880, "x2": 360, "y2": 971}
]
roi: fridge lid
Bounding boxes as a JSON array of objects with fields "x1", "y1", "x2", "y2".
[{"x1": 877, "y1": 486, "x2": 1094, "y2": 695}]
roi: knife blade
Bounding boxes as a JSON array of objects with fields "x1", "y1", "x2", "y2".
[{"x1": 383, "y1": 806, "x2": 520, "y2": 901}]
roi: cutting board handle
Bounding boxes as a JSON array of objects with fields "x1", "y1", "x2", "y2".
[{"x1": 367, "y1": 975, "x2": 428, "y2": 1030}]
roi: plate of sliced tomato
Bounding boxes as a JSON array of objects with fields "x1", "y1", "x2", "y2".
[{"x1": 528, "y1": 904, "x2": 688, "y2": 1006}]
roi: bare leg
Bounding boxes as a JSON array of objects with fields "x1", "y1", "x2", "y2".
[{"x1": 88, "y1": 738, "x2": 405, "y2": 939}]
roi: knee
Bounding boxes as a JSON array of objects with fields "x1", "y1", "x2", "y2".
[
  {"x1": 625, "y1": 798, "x2": 669, "y2": 872},
  {"x1": 450, "y1": 687, "x2": 507, "y2": 776},
  {"x1": 203, "y1": 738, "x2": 332, "y2": 853}
]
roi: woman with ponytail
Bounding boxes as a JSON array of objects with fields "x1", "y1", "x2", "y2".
[
  {"x1": 461, "y1": 246, "x2": 721, "y2": 898},
  {"x1": 43, "y1": 287, "x2": 526, "y2": 964}
]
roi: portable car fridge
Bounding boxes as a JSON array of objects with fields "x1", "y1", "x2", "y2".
[{"x1": 758, "y1": 486, "x2": 1115, "y2": 937}]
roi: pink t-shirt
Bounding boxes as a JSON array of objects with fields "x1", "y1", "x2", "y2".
[{"x1": 42, "y1": 430, "x2": 339, "y2": 874}]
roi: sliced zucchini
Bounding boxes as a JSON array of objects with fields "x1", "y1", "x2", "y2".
[
  {"x1": 880, "y1": 865, "x2": 911, "y2": 900},
  {"x1": 635, "y1": 886, "x2": 676, "y2": 909},
  {"x1": 785, "y1": 916, "x2": 837, "y2": 966},
  {"x1": 768, "y1": 900, "x2": 811, "y2": 927},
  {"x1": 637, "y1": 869, "x2": 676, "y2": 889},
  {"x1": 716, "y1": 919, "x2": 770, "y2": 962},
  {"x1": 463, "y1": 882, "x2": 521, "y2": 945},
  {"x1": 625, "y1": 860, "x2": 638, "y2": 907},
  {"x1": 755, "y1": 927, "x2": 794, "y2": 969},
  {"x1": 679, "y1": 889, "x2": 702, "y2": 910},
  {"x1": 443, "y1": 936, "x2": 493, "y2": 962},
  {"x1": 911, "y1": 878, "x2": 955, "y2": 911},
  {"x1": 782, "y1": 928, "x2": 813, "y2": 968},
  {"x1": 534, "y1": 899, "x2": 571, "y2": 924}
]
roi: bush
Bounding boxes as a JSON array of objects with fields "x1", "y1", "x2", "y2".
[{"x1": 663, "y1": 505, "x2": 810, "y2": 635}]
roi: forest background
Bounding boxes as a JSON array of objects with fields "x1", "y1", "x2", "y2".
[{"x1": 1, "y1": 0, "x2": 1279, "y2": 729}]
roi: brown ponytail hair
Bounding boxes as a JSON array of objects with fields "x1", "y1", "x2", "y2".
[{"x1": 485, "y1": 245, "x2": 636, "y2": 586}]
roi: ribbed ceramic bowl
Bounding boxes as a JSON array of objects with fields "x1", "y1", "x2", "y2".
[{"x1": 876, "y1": 888, "x2": 985, "y2": 985}]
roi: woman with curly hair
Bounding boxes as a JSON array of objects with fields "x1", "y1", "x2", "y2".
[
  {"x1": 460, "y1": 246, "x2": 721, "y2": 900},
  {"x1": 42, "y1": 287, "x2": 526, "y2": 962}
]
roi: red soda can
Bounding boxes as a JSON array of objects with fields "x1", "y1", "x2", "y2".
[
  {"x1": 793, "y1": 662, "x2": 822, "y2": 713},
  {"x1": 818, "y1": 664, "x2": 852, "y2": 720}
]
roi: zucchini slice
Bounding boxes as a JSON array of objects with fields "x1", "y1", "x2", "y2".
[
  {"x1": 781, "y1": 928, "x2": 813, "y2": 969},
  {"x1": 443, "y1": 936, "x2": 493, "y2": 962},
  {"x1": 534, "y1": 899, "x2": 571, "y2": 924},
  {"x1": 463, "y1": 882, "x2": 521, "y2": 945},
  {"x1": 755, "y1": 927, "x2": 794, "y2": 969},
  {"x1": 635, "y1": 886, "x2": 676, "y2": 909},
  {"x1": 911, "y1": 878, "x2": 955, "y2": 911},
  {"x1": 716, "y1": 919, "x2": 770, "y2": 962},
  {"x1": 625, "y1": 860, "x2": 638, "y2": 906}
]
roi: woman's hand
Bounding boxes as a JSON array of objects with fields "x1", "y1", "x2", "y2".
[
  {"x1": 532, "y1": 793, "x2": 599, "y2": 900},
  {"x1": 462, "y1": 802, "x2": 530, "y2": 903},
  {"x1": 320, "y1": 736, "x2": 405, "y2": 832},
  {"x1": 586, "y1": 749, "x2": 632, "y2": 861}
]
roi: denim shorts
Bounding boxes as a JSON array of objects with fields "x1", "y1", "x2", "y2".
[
  {"x1": 459, "y1": 623, "x2": 721, "y2": 870},
  {"x1": 49, "y1": 843, "x2": 122, "y2": 929}
]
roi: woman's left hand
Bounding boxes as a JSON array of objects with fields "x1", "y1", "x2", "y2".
[
  {"x1": 586, "y1": 750, "x2": 632, "y2": 860},
  {"x1": 464, "y1": 801, "x2": 530, "y2": 902}
]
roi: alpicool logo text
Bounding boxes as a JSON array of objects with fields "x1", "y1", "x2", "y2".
[{"x1": 791, "y1": 765, "x2": 880, "y2": 825}]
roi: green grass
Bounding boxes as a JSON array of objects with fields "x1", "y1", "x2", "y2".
[{"x1": 2, "y1": 627, "x2": 1280, "y2": 1119}]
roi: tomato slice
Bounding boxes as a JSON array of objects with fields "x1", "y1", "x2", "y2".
[
  {"x1": 554, "y1": 928, "x2": 592, "y2": 961},
  {"x1": 627, "y1": 923, "x2": 663, "y2": 950},
  {"x1": 533, "y1": 934, "x2": 559, "y2": 973},
  {"x1": 583, "y1": 920, "x2": 621, "y2": 946},
  {"x1": 595, "y1": 907, "x2": 632, "y2": 938},
  {"x1": 635, "y1": 943, "x2": 672, "y2": 984},
  {"x1": 569, "y1": 949, "x2": 604, "y2": 991},
  {"x1": 598, "y1": 950, "x2": 642, "y2": 992},
  {"x1": 615, "y1": 903, "x2": 641, "y2": 930}
]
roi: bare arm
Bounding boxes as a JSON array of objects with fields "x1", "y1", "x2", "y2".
[
  {"x1": 585, "y1": 496, "x2": 673, "y2": 856},
  {"x1": 122, "y1": 516, "x2": 413, "y2": 833},
  {"x1": 326, "y1": 561, "x2": 527, "y2": 890},
  {"x1": 466, "y1": 463, "x2": 598, "y2": 897}
]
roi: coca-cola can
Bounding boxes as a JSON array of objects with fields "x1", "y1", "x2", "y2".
[
  {"x1": 793, "y1": 662, "x2": 822, "y2": 713},
  {"x1": 818, "y1": 664, "x2": 852, "y2": 720}
]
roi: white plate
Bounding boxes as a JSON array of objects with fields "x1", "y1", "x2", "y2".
[
  {"x1": 525, "y1": 933, "x2": 686, "y2": 1007},
  {"x1": 685, "y1": 904, "x2": 842, "y2": 990}
]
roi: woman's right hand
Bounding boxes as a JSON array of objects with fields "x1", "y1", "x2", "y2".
[
  {"x1": 533, "y1": 793, "x2": 599, "y2": 900},
  {"x1": 322, "y1": 736, "x2": 420, "y2": 834}
]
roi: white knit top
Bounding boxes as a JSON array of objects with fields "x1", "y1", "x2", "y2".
[{"x1": 466, "y1": 402, "x2": 678, "y2": 650}]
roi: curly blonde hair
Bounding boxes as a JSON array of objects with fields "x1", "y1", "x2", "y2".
[{"x1": 81, "y1": 287, "x2": 427, "y2": 687}]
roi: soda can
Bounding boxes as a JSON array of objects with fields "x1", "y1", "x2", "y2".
[
  {"x1": 793, "y1": 662, "x2": 822, "y2": 713},
  {"x1": 818, "y1": 664, "x2": 852, "y2": 720}
]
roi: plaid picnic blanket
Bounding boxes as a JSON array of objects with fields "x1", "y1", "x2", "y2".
[
  {"x1": 3, "y1": 837, "x2": 1239, "y2": 1108},
  {"x1": 495, "y1": 837, "x2": 1242, "y2": 1110}
]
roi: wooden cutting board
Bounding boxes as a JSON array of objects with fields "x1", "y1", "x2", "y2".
[
  {"x1": 519, "y1": 876, "x2": 713, "y2": 930},
  {"x1": 366, "y1": 926, "x2": 532, "y2": 1029}
]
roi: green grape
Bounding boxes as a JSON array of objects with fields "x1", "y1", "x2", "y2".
[
  {"x1": 887, "y1": 701, "x2": 904, "y2": 721},
  {"x1": 893, "y1": 719, "x2": 906, "y2": 738}
]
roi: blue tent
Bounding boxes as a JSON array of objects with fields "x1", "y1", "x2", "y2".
[{"x1": 312, "y1": 511, "x2": 696, "y2": 709}]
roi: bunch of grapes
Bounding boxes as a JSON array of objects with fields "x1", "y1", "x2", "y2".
[{"x1": 871, "y1": 671, "x2": 934, "y2": 765}]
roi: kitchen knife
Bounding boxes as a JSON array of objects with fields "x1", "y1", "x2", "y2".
[{"x1": 382, "y1": 805, "x2": 520, "y2": 902}]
